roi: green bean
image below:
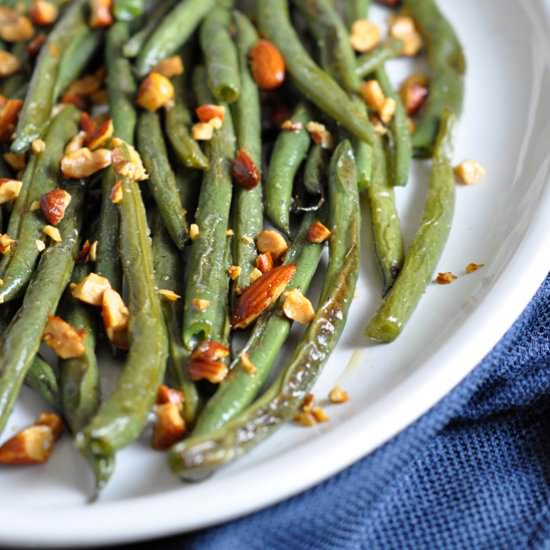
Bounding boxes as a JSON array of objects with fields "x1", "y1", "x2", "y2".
[
  {"x1": 175, "y1": 166, "x2": 201, "y2": 223},
  {"x1": 123, "y1": 0, "x2": 178, "y2": 58},
  {"x1": 366, "y1": 110, "x2": 455, "y2": 341},
  {"x1": 24, "y1": 355, "x2": 60, "y2": 409},
  {"x1": 375, "y1": 66, "x2": 412, "y2": 187},
  {"x1": 355, "y1": 38, "x2": 404, "y2": 79},
  {"x1": 113, "y1": 0, "x2": 145, "y2": 21},
  {"x1": 76, "y1": 176, "x2": 169, "y2": 489},
  {"x1": 53, "y1": 28, "x2": 102, "y2": 101},
  {"x1": 291, "y1": 0, "x2": 360, "y2": 92},
  {"x1": 231, "y1": 11, "x2": 263, "y2": 290},
  {"x1": 0, "y1": 106, "x2": 81, "y2": 304},
  {"x1": 200, "y1": 8, "x2": 240, "y2": 103},
  {"x1": 265, "y1": 104, "x2": 310, "y2": 234},
  {"x1": 169, "y1": 141, "x2": 360, "y2": 480},
  {"x1": 138, "y1": 111, "x2": 188, "y2": 249},
  {"x1": 354, "y1": 133, "x2": 374, "y2": 192},
  {"x1": 136, "y1": 0, "x2": 216, "y2": 78},
  {"x1": 60, "y1": 262, "x2": 100, "y2": 434},
  {"x1": 333, "y1": 0, "x2": 370, "y2": 28},
  {"x1": 192, "y1": 212, "x2": 323, "y2": 436},
  {"x1": 403, "y1": 0, "x2": 466, "y2": 157},
  {"x1": 1, "y1": 42, "x2": 29, "y2": 99},
  {"x1": 11, "y1": 0, "x2": 88, "y2": 153},
  {"x1": 304, "y1": 144, "x2": 327, "y2": 196},
  {"x1": 258, "y1": 0, "x2": 374, "y2": 145},
  {"x1": 152, "y1": 213, "x2": 199, "y2": 425},
  {"x1": 165, "y1": 74, "x2": 209, "y2": 171},
  {"x1": 0, "y1": 181, "x2": 84, "y2": 435},
  {"x1": 182, "y1": 67, "x2": 236, "y2": 350},
  {"x1": 96, "y1": 21, "x2": 136, "y2": 291}
]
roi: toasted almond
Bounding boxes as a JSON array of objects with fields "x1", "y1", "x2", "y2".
[
  {"x1": 350, "y1": 19, "x2": 381, "y2": 53},
  {"x1": 85, "y1": 118, "x2": 113, "y2": 150},
  {"x1": 27, "y1": 32, "x2": 46, "y2": 56},
  {"x1": 311, "y1": 406, "x2": 329, "y2": 423},
  {"x1": 102, "y1": 288, "x2": 129, "y2": 350},
  {"x1": 0, "y1": 233, "x2": 15, "y2": 255},
  {"x1": 89, "y1": 0, "x2": 113, "y2": 28},
  {"x1": 191, "y1": 298, "x2": 210, "y2": 312},
  {"x1": 0, "y1": 178, "x2": 22, "y2": 204},
  {"x1": 136, "y1": 72, "x2": 174, "y2": 112},
  {"x1": 281, "y1": 119, "x2": 304, "y2": 132},
  {"x1": 63, "y1": 71, "x2": 104, "y2": 100},
  {"x1": 61, "y1": 147, "x2": 112, "y2": 179},
  {"x1": 0, "y1": 425, "x2": 54, "y2": 465},
  {"x1": 231, "y1": 264, "x2": 296, "y2": 329},
  {"x1": 0, "y1": 50, "x2": 21, "y2": 77},
  {"x1": 196, "y1": 104, "x2": 225, "y2": 124},
  {"x1": 156, "y1": 384, "x2": 184, "y2": 406},
  {"x1": 306, "y1": 121, "x2": 333, "y2": 149},
  {"x1": 35, "y1": 239, "x2": 45, "y2": 252},
  {"x1": 29, "y1": 1, "x2": 58, "y2": 26},
  {"x1": 379, "y1": 97, "x2": 397, "y2": 124},
  {"x1": 232, "y1": 148, "x2": 260, "y2": 190},
  {"x1": 42, "y1": 224, "x2": 61, "y2": 242},
  {"x1": 192, "y1": 122, "x2": 214, "y2": 141},
  {"x1": 43, "y1": 315, "x2": 85, "y2": 359},
  {"x1": 370, "y1": 115, "x2": 388, "y2": 136},
  {"x1": 307, "y1": 221, "x2": 331, "y2": 244},
  {"x1": 283, "y1": 288, "x2": 315, "y2": 324},
  {"x1": 465, "y1": 262, "x2": 484, "y2": 274},
  {"x1": 3, "y1": 152, "x2": 25, "y2": 171},
  {"x1": 360, "y1": 80, "x2": 386, "y2": 111},
  {"x1": 35, "y1": 412, "x2": 63, "y2": 441},
  {"x1": 77, "y1": 240, "x2": 91, "y2": 262},
  {"x1": 111, "y1": 139, "x2": 147, "y2": 181},
  {"x1": 189, "y1": 223, "x2": 200, "y2": 240},
  {"x1": 0, "y1": 11, "x2": 34, "y2": 42},
  {"x1": 79, "y1": 111, "x2": 96, "y2": 134},
  {"x1": 227, "y1": 265, "x2": 241, "y2": 281},
  {"x1": 152, "y1": 402, "x2": 186, "y2": 450},
  {"x1": 435, "y1": 272, "x2": 458, "y2": 285},
  {"x1": 40, "y1": 188, "x2": 71, "y2": 226},
  {"x1": 239, "y1": 352, "x2": 257, "y2": 375},
  {"x1": 153, "y1": 55, "x2": 184, "y2": 78},
  {"x1": 71, "y1": 272, "x2": 111, "y2": 306},
  {"x1": 159, "y1": 289, "x2": 181, "y2": 302},
  {"x1": 389, "y1": 15, "x2": 423, "y2": 56},
  {"x1": 249, "y1": 39, "x2": 286, "y2": 90},
  {"x1": 400, "y1": 74, "x2": 429, "y2": 116},
  {"x1": 187, "y1": 340, "x2": 230, "y2": 384},
  {"x1": 302, "y1": 393, "x2": 315, "y2": 413},
  {"x1": 256, "y1": 229, "x2": 288, "y2": 261},
  {"x1": 249, "y1": 267, "x2": 263, "y2": 283},
  {"x1": 30, "y1": 200, "x2": 40, "y2": 211},
  {"x1": 0, "y1": 99, "x2": 23, "y2": 143},
  {"x1": 226, "y1": 229, "x2": 235, "y2": 237},
  {"x1": 328, "y1": 386, "x2": 349, "y2": 404},
  {"x1": 454, "y1": 160, "x2": 486, "y2": 185},
  {"x1": 64, "y1": 131, "x2": 86, "y2": 155},
  {"x1": 89, "y1": 240, "x2": 98, "y2": 262},
  {"x1": 293, "y1": 411, "x2": 316, "y2": 427},
  {"x1": 241, "y1": 234, "x2": 254, "y2": 245},
  {"x1": 110, "y1": 180, "x2": 123, "y2": 204},
  {"x1": 31, "y1": 138, "x2": 46, "y2": 154},
  {"x1": 256, "y1": 252, "x2": 273, "y2": 274}
]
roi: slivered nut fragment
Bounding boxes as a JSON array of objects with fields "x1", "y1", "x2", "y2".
[
  {"x1": 42, "y1": 224, "x2": 61, "y2": 242},
  {"x1": 400, "y1": 74, "x2": 429, "y2": 116},
  {"x1": 187, "y1": 340, "x2": 230, "y2": 384},
  {"x1": 311, "y1": 406, "x2": 329, "y2": 423},
  {"x1": 302, "y1": 393, "x2": 315, "y2": 413},
  {"x1": 196, "y1": 104, "x2": 225, "y2": 124},
  {"x1": 80, "y1": 111, "x2": 96, "y2": 134},
  {"x1": 61, "y1": 147, "x2": 112, "y2": 179},
  {"x1": 153, "y1": 55, "x2": 184, "y2": 78},
  {"x1": 256, "y1": 252, "x2": 273, "y2": 274},
  {"x1": 136, "y1": 72, "x2": 174, "y2": 112},
  {"x1": 389, "y1": 15, "x2": 422, "y2": 56},
  {"x1": 360, "y1": 80, "x2": 386, "y2": 112},
  {"x1": 30, "y1": 200, "x2": 40, "y2": 211},
  {"x1": 43, "y1": 315, "x2": 85, "y2": 359},
  {"x1": 307, "y1": 221, "x2": 331, "y2": 244},
  {"x1": 454, "y1": 160, "x2": 486, "y2": 185},
  {"x1": 27, "y1": 32, "x2": 46, "y2": 56},
  {"x1": 232, "y1": 148, "x2": 260, "y2": 190},
  {"x1": 159, "y1": 289, "x2": 181, "y2": 302},
  {"x1": 0, "y1": 51, "x2": 21, "y2": 77},
  {"x1": 191, "y1": 298, "x2": 210, "y2": 312},
  {"x1": 257, "y1": 229, "x2": 288, "y2": 261},
  {"x1": 29, "y1": 1, "x2": 58, "y2": 26},
  {"x1": 71, "y1": 272, "x2": 111, "y2": 306},
  {"x1": 85, "y1": 118, "x2": 113, "y2": 150},
  {"x1": 249, "y1": 267, "x2": 262, "y2": 283},
  {"x1": 0, "y1": 99, "x2": 23, "y2": 142},
  {"x1": 156, "y1": 384, "x2": 184, "y2": 406},
  {"x1": 283, "y1": 288, "x2": 315, "y2": 324},
  {"x1": 102, "y1": 288, "x2": 129, "y2": 350},
  {"x1": 0, "y1": 234, "x2": 15, "y2": 255},
  {"x1": 35, "y1": 412, "x2": 63, "y2": 441},
  {"x1": 249, "y1": 39, "x2": 285, "y2": 90},
  {"x1": 209, "y1": 117, "x2": 223, "y2": 130},
  {"x1": 3, "y1": 152, "x2": 25, "y2": 171},
  {"x1": 240, "y1": 352, "x2": 257, "y2": 375},
  {"x1": 435, "y1": 272, "x2": 457, "y2": 285},
  {"x1": 329, "y1": 386, "x2": 349, "y2": 404},
  {"x1": 465, "y1": 262, "x2": 484, "y2": 274},
  {"x1": 32, "y1": 139, "x2": 46, "y2": 154},
  {"x1": 110, "y1": 180, "x2": 123, "y2": 204},
  {"x1": 36, "y1": 239, "x2": 45, "y2": 252},
  {"x1": 89, "y1": 241, "x2": 97, "y2": 262},
  {"x1": 281, "y1": 119, "x2": 303, "y2": 132},
  {"x1": 63, "y1": 68, "x2": 105, "y2": 100},
  {"x1": 294, "y1": 411, "x2": 316, "y2": 427},
  {"x1": 0, "y1": 178, "x2": 22, "y2": 204},
  {"x1": 227, "y1": 265, "x2": 241, "y2": 280},
  {"x1": 371, "y1": 115, "x2": 388, "y2": 136},
  {"x1": 111, "y1": 138, "x2": 148, "y2": 181},
  {"x1": 306, "y1": 122, "x2": 333, "y2": 149},
  {"x1": 0, "y1": 425, "x2": 55, "y2": 465},
  {"x1": 77, "y1": 240, "x2": 91, "y2": 262},
  {"x1": 0, "y1": 9, "x2": 34, "y2": 42},
  {"x1": 350, "y1": 19, "x2": 381, "y2": 53},
  {"x1": 380, "y1": 97, "x2": 396, "y2": 124},
  {"x1": 189, "y1": 223, "x2": 199, "y2": 240},
  {"x1": 40, "y1": 188, "x2": 71, "y2": 225},
  {"x1": 192, "y1": 122, "x2": 214, "y2": 141},
  {"x1": 152, "y1": 402, "x2": 186, "y2": 450},
  {"x1": 231, "y1": 264, "x2": 296, "y2": 329},
  {"x1": 64, "y1": 131, "x2": 86, "y2": 155},
  {"x1": 89, "y1": 0, "x2": 113, "y2": 28}
]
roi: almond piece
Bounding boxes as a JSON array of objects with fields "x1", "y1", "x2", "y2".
[
  {"x1": 64, "y1": 131, "x2": 86, "y2": 155},
  {"x1": 0, "y1": 233, "x2": 15, "y2": 255},
  {"x1": 79, "y1": 111, "x2": 97, "y2": 135},
  {"x1": 400, "y1": 74, "x2": 429, "y2": 116},
  {"x1": 61, "y1": 148, "x2": 112, "y2": 179},
  {"x1": 256, "y1": 252, "x2": 273, "y2": 274},
  {"x1": 42, "y1": 224, "x2": 61, "y2": 243},
  {"x1": 0, "y1": 50, "x2": 21, "y2": 77},
  {"x1": 380, "y1": 97, "x2": 397, "y2": 124},
  {"x1": 389, "y1": 15, "x2": 423, "y2": 57},
  {"x1": 0, "y1": 12, "x2": 34, "y2": 42},
  {"x1": 90, "y1": 0, "x2": 113, "y2": 28},
  {"x1": 311, "y1": 406, "x2": 329, "y2": 423},
  {"x1": 35, "y1": 412, "x2": 63, "y2": 441},
  {"x1": 283, "y1": 288, "x2": 315, "y2": 324},
  {"x1": 227, "y1": 265, "x2": 241, "y2": 281},
  {"x1": 0, "y1": 178, "x2": 22, "y2": 204},
  {"x1": 306, "y1": 122, "x2": 333, "y2": 150},
  {"x1": 191, "y1": 298, "x2": 210, "y2": 312},
  {"x1": 187, "y1": 340, "x2": 230, "y2": 384},
  {"x1": 465, "y1": 262, "x2": 484, "y2": 274},
  {"x1": 32, "y1": 138, "x2": 46, "y2": 154},
  {"x1": 360, "y1": 80, "x2": 386, "y2": 111},
  {"x1": 191, "y1": 122, "x2": 214, "y2": 141},
  {"x1": 102, "y1": 288, "x2": 129, "y2": 350},
  {"x1": 249, "y1": 39, "x2": 286, "y2": 90},
  {"x1": 435, "y1": 272, "x2": 458, "y2": 285},
  {"x1": 85, "y1": 118, "x2": 113, "y2": 150},
  {"x1": 454, "y1": 160, "x2": 486, "y2": 185},
  {"x1": 29, "y1": 1, "x2": 58, "y2": 26},
  {"x1": 152, "y1": 403, "x2": 186, "y2": 450},
  {"x1": 111, "y1": 139, "x2": 148, "y2": 181},
  {"x1": 159, "y1": 289, "x2": 181, "y2": 302},
  {"x1": 239, "y1": 352, "x2": 257, "y2": 375},
  {"x1": 89, "y1": 241, "x2": 98, "y2": 262},
  {"x1": 0, "y1": 98, "x2": 23, "y2": 143},
  {"x1": 156, "y1": 384, "x2": 184, "y2": 406},
  {"x1": 256, "y1": 229, "x2": 288, "y2": 261},
  {"x1": 153, "y1": 55, "x2": 184, "y2": 78},
  {"x1": 281, "y1": 119, "x2": 304, "y2": 133},
  {"x1": 70, "y1": 272, "x2": 111, "y2": 306},
  {"x1": 189, "y1": 223, "x2": 200, "y2": 240},
  {"x1": 232, "y1": 148, "x2": 260, "y2": 190},
  {"x1": 27, "y1": 32, "x2": 46, "y2": 56},
  {"x1": 328, "y1": 386, "x2": 349, "y2": 404},
  {"x1": 0, "y1": 425, "x2": 54, "y2": 465},
  {"x1": 249, "y1": 267, "x2": 263, "y2": 283},
  {"x1": 294, "y1": 411, "x2": 316, "y2": 427},
  {"x1": 111, "y1": 180, "x2": 123, "y2": 204},
  {"x1": 232, "y1": 264, "x2": 296, "y2": 329},
  {"x1": 350, "y1": 19, "x2": 381, "y2": 53},
  {"x1": 43, "y1": 315, "x2": 85, "y2": 359},
  {"x1": 40, "y1": 188, "x2": 71, "y2": 225},
  {"x1": 3, "y1": 152, "x2": 25, "y2": 171},
  {"x1": 196, "y1": 104, "x2": 225, "y2": 124},
  {"x1": 136, "y1": 72, "x2": 175, "y2": 112},
  {"x1": 307, "y1": 221, "x2": 331, "y2": 244},
  {"x1": 36, "y1": 239, "x2": 45, "y2": 252}
]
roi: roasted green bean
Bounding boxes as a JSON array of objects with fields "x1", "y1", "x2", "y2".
[{"x1": 355, "y1": 38, "x2": 404, "y2": 79}]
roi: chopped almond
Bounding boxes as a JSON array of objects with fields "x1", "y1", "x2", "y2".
[
  {"x1": 63, "y1": 71, "x2": 104, "y2": 100},
  {"x1": 153, "y1": 55, "x2": 184, "y2": 78},
  {"x1": 136, "y1": 72, "x2": 174, "y2": 112},
  {"x1": 465, "y1": 262, "x2": 484, "y2": 274},
  {"x1": 110, "y1": 180, "x2": 123, "y2": 204},
  {"x1": 311, "y1": 406, "x2": 329, "y2": 423},
  {"x1": 249, "y1": 39, "x2": 286, "y2": 90},
  {"x1": 79, "y1": 111, "x2": 96, "y2": 134},
  {"x1": 187, "y1": 340, "x2": 230, "y2": 384},
  {"x1": 400, "y1": 74, "x2": 429, "y2": 116},
  {"x1": 0, "y1": 9, "x2": 34, "y2": 42},
  {"x1": 329, "y1": 386, "x2": 349, "y2": 404},
  {"x1": 283, "y1": 288, "x2": 315, "y2": 324},
  {"x1": 294, "y1": 411, "x2": 316, "y2": 427},
  {"x1": 0, "y1": 178, "x2": 22, "y2": 204},
  {"x1": 256, "y1": 252, "x2": 273, "y2": 274},
  {"x1": 156, "y1": 384, "x2": 184, "y2": 406},
  {"x1": 0, "y1": 234, "x2": 15, "y2": 255},
  {"x1": 30, "y1": 200, "x2": 40, "y2": 211},
  {"x1": 64, "y1": 131, "x2": 86, "y2": 155},
  {"x1": 350, "y1": 19, "x2": 381, "y2": 53},
  {"x1": 240, "y1": 352, "x2": 257, "y2": 375},
  {"x1": 360, "y1": 80, "x2": 386, "y2": 111},
  {"x1": 27, "y1": 32, "x2": 46, "y2": 56},
  {"x1": 42, "y1": 224, "x2": 61, "y2": 243},
  {"x1": 0, "y1": 425, "x2": 55, "y2": 465},
  {"x1": 29, "y1": 1, "x2": 58, "y2": 26},
  {"x1": 209, "y1": 117, "x2": 223, "y2": 130},
  {"x1": 191, "y1": 298, "x2": 210, "y2": 312},
  {"x1": 85, "y1": 118, "x2": 113, "y2": 150},
  {"x1": 3, "y1": 152, "x2": 25, "y2": 171},
  {"x1": 307, "y1": 221, "x2": 331, "y2": 244},
  {"x1": 306, "y1": 121, "x2": 333, "y2": 150},
  {"x1": 43, "y1": 315, "x2": 85, "y2": 359},
  {"x1": 102, "y1": 288, "x2": 129, "y2": 350},
  {"x1": 71, "y1": 272, "x2": 111, "y2": 306},
  {"x1": 40, "y1": 188, "x2": 71, "y2": 225},
  {"x1": 31, "y1": 138, "x2": 46, "y2": 154},
  {"x1": 192, "y1": 122, "x2": 214, "y2": 141},
  {"x1": 89, "y1": 0, "x2": 113, "y2": 28},
  {"x1": 152, "y1": 402, "x2": 186, "y2": 450},
  {"x1": 89, "y1": 241, "x2": 98, "y2": 262},
  {"x1": 302, "y1": 393, "x2": 315, "y2": 413},
  {"x1": 228, "y1": 265, "x2": 241, "y2": 281},
  {"x1": 35, "y1": 412, "x2": 63, "y2": 441},
  {"x1": 249, "y1": 267, "x2": 263, "y2": 283},
  {"x1": 232, "y1": 148, "x2": 260, "y2": 190},
  {"x1": 281, "y1": 119, "x2": 303, "y2": 132},
  {"x1": 189, "y1": 223, "x2": 200, "y2": 240},
  {"x1": 111, "y1": 138, "x2": 147, "y2": 181},
  {"x1": 435, "y1": 272, "x2": 458, "y2": 285},
  {"x1": 380, "y1": 97, "x2": 397, "y2": 124},
  {"x1": 0, "y1": 99, "x2": 23, "y2": 143},
  {"x1": 196, "y1": 104, "x2": 225, "y2": 124},
  {"x1": 159, "y1": 289, "x2": 181, "y2": 302},
  {"x1": 389, "y1": 15, "x2": 422, "y2": 56},
  {"x1": 61, "y1": 147, "x2": 112, "y2": 179},
  {"x1": 256, "y1": 229, "x2": 288, "y2": 261},
  {"x1": 231, "y1": 264, "x2": 296, "y2": 329},
  {"x1": 0, "y1": 50, "x2": 21, "y2": 77},
  {"x1": 454, "y1": 161, "x2": 486, "y2": 185},
  {"x1": 35, "y1": 239, "x2": 45, "y2": 252},
  {"x1": 371, "y1": 115, "x2": 388, "y2": 136}
]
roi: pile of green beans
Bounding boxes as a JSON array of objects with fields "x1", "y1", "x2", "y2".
[{"x1": 0, "y1": 0, "x2": 466, "y2": 492}]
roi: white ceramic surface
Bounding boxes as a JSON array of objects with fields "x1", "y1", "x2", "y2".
[{"x1": 2, "y1": 0, "x2": 550, "y2": 546}]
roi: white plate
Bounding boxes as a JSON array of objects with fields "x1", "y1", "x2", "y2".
[{"x1": 2, "y1": 0, "x2": 550, "y2": 546}]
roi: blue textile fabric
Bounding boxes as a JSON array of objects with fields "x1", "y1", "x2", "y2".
[{"x1": 130, "y1": 275, "x2": 550, "y2": 550}]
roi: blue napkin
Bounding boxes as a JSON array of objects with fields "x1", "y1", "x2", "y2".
[{"x1": 124, "y1": 273, "x2": 548, "y2": 550}]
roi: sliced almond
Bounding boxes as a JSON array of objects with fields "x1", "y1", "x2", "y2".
[
  {"x1": 435, "y1": 272, "x2": 458, "y2": 285},
  {"x1": 0, "y1": 178, "x2": 22, "y2": 204},
  {"x1": 35, "y1": 412, "x2": 63, "y2": 441},
  {"x1": 379, "y1": 97, "x2": 397, "y2": 124},
  {"x1": 465, "y1": 262, "x2": 484, "y2": 274},
  {"x1": 32, "y1": 138, "x2": 46, "y2": 154},
  {"x1": 191, "y1": 298, "x2": 210, "y2": 312},
  {"x1": 70, "y1": 272, "x2": 111, "y2": 306},
  {"x1": 110, "y1": 180, "x2": 123, "y2": 204},
  {"x1": 42, "y1": 224, "x2": 61, "y2": 243},
  {"x1": 227, "y1": 265, "x2": 241, "y2": 281},
  {"x1": 389, "y1": 15, "x2": 423, "y2": 57},
  {"x1": 360, "y1": 80, "x2": 386, "y2": 111},
  {"x1": 85, "y1": 118, "x2": 113, "y2": 150},
  {"x1": 64, "y1": 131, "x2": 86, "y2": 155},
  {"x1": 328, "y1": 386, "x2": 349, "y2": 404},
  {"x1": 281, "y1": 119, "x2": 303, "y2": 132},
  {"x1": 454, "y1": 160, "x2": 486, "y2": 185},
  {"x1": 159, "y1": 289, "x2": 181, "y2": 302},
  {"x1": 189, "y1": 223, "x2": 200, "y2": 240},
  {"x1": 43, "y1": 315, "x2": 85, "y2": 359},
  {"x1": 136, "y1": 72, "x2": 175, "y2": 112},
  {"x1": 306, "y1": 122, "x2": 333, "y2": 150}
]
